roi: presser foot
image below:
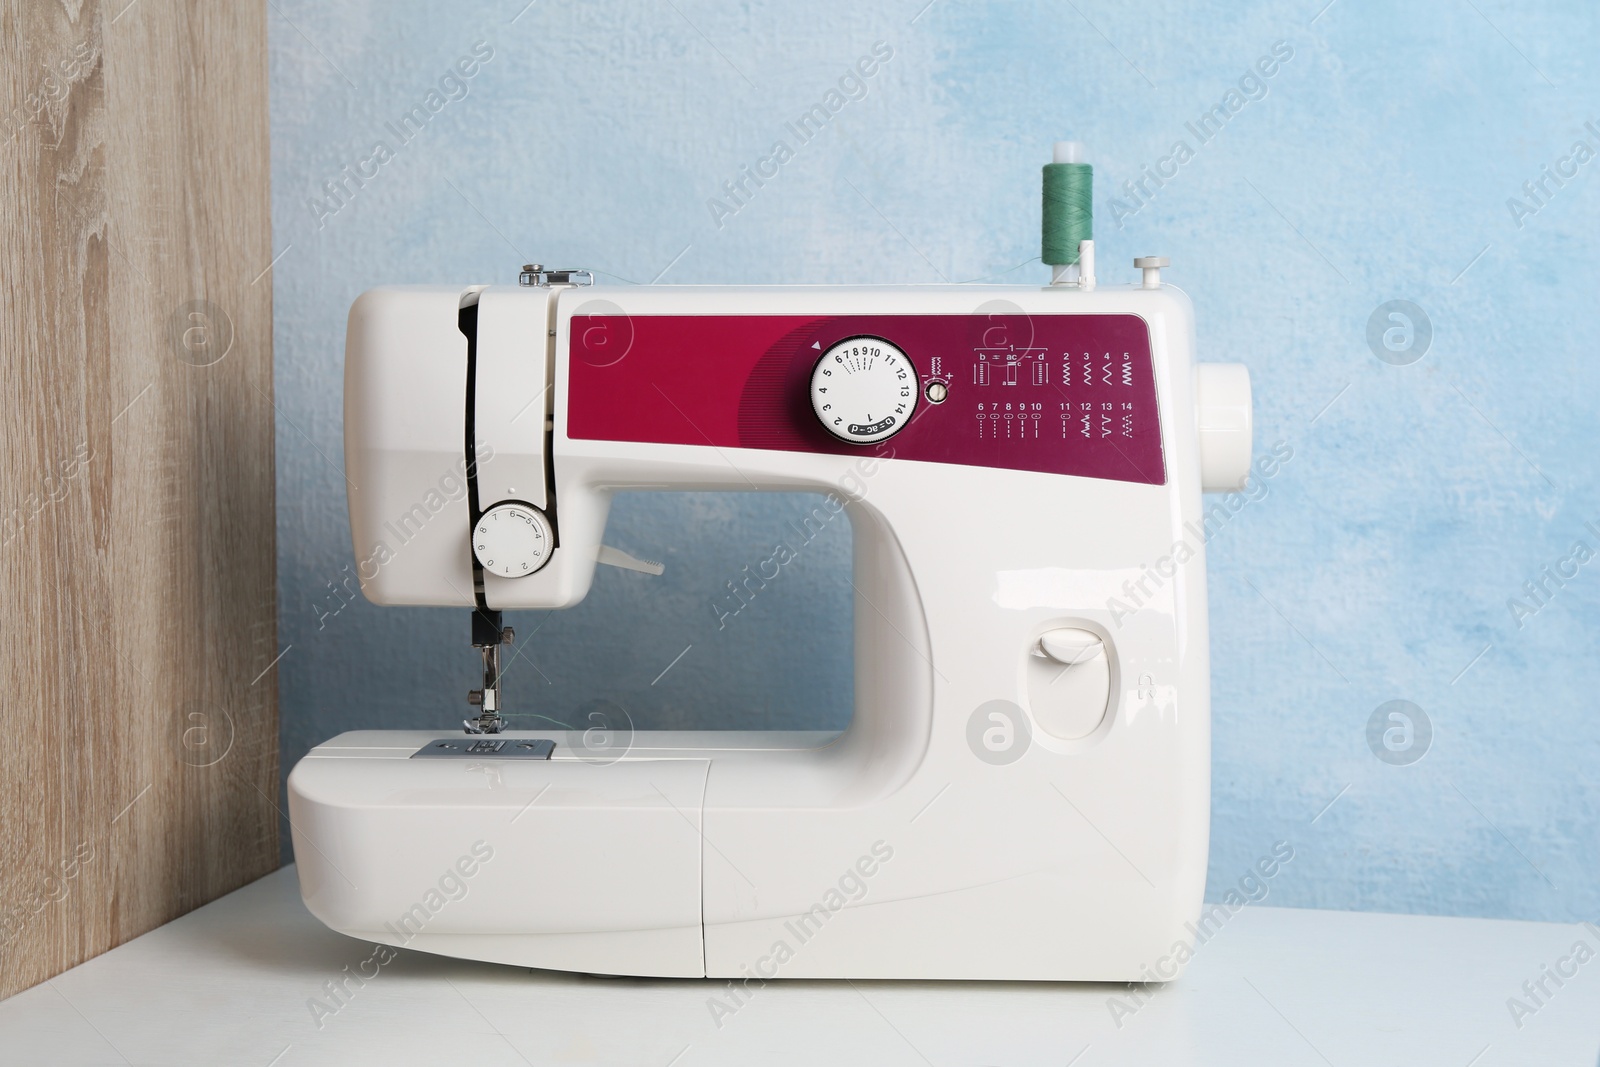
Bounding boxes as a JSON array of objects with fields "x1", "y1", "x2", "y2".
[{"x1": 461, "y1": 712, "x2": 505, "y2": 735}]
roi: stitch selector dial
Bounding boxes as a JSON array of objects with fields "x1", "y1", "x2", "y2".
[
  {"x1": 473, "y1": 502, "x2": 553, "y2": 578},
  {"x1": 810, "y1": 336, "x2": 918, "y2": 445}
]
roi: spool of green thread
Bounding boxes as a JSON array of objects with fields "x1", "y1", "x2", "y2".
[{"x1": 1042, "y1": 156, "x2": 1093, "y2": 267}]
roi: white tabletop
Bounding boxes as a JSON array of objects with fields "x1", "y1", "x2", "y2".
[{"x1": 2, "y1": 865, "x2": 1596, "y2": 1066}]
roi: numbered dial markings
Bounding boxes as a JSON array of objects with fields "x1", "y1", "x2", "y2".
[
  {"x1": 472, "y1": 503, "x2": 554, "y2": 578},
  {"x1": 810, "y1": 336, "x2": 918, "y2": 445}
]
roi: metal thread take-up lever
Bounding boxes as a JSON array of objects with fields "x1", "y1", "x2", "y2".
[{"x1": 465, "y1": 609, "x2": 514, "y2": 734}]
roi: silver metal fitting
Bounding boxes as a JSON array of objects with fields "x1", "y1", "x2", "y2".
[
  {"x1": 519, "y1": 264, "x2": 594, "y2": 287},
  {"x1": 464, "y1": 624, "x2": 516, "y2": 734}
]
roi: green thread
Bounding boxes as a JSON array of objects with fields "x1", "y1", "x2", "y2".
[{"x1": 1042, "y1": 163, "x2": 1093, "y2": 265}]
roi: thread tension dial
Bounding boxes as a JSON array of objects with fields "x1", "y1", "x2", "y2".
[{"x1": 473, "y1": 502, "x2": 553, "y2": 578}]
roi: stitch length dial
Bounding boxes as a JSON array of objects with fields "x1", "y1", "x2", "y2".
[{"x1": 809, "y1": 336, "x2": 918, "y2": 445}]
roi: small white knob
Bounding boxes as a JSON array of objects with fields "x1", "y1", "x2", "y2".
[
  {"x1": 1134, "y1": 256, "x2": 1169, "y2": 289},
  {"x1": 1038, "y1": 628, "x2": 1104, "y2": 664},
  {"x1": 472, "y1": 502, "x2": 554, "y2": 578}
]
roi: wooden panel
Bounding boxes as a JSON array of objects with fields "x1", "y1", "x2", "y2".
[{"x1": 0, "y1": 0, "x2": 278, "y2": 998}]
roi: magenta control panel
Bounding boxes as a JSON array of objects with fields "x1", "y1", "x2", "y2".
[{"x1": 565, "y1": 313, "x2": 1166, "y2": 485}]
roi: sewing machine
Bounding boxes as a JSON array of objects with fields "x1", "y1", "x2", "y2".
[{"x1": 288, "y1": 145, "x2": 1253, "y2": 981}]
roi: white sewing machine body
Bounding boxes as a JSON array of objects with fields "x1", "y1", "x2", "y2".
[{"x1": 288, "y1": 278, "x2": 1252, "y2": 981}]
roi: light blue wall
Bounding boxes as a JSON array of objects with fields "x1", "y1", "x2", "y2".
[{"x1": 269, "y1": 0, "x2": 1600, "y2": 922}]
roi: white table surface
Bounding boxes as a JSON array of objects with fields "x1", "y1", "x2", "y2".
[{"x1": 2, "y1": 865, "x2": 1596, "y2": 1066}]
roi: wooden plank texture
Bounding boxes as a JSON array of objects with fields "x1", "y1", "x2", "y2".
[{"x1": 0, "y1": 0, "x2": 278, "y2": 998}]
